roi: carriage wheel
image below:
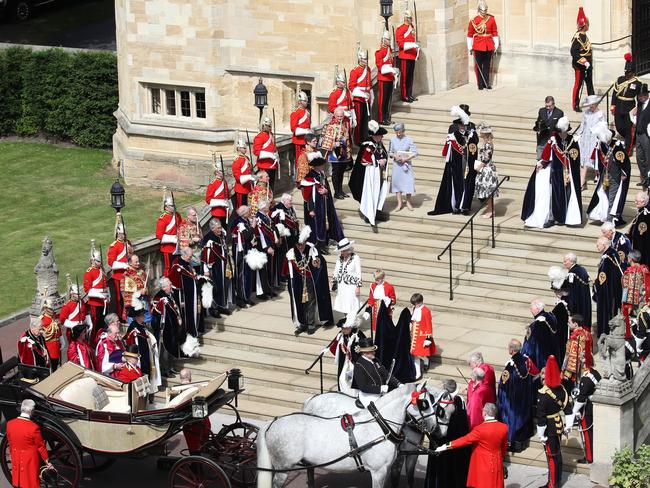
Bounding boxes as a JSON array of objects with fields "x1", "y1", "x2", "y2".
[
  {"x1": 169, "y1": 456, "x2": 231, "y2": 488},
  {"x1": 82, "y1": 451, "x2": 116, "y2": 472},
  {"x1": 205, "y1": 422, "x2": 258, "y2": 488},
  {"x1": 1, "y1": 425, "x2": 82, "y2": 487}
]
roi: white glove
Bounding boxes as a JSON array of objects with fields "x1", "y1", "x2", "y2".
[
  {"x1": 351, "y1": 87, "x2": 369, "y2": 99},
  {"x1": 382, "y1": 296, "x2": 392, "y2": 306},
  {"x1": 536, "y1": 425, "x2": 547, "y2": 443},
  {"x1": 435, "y1": 444, "x2": 450, "y2": 453},
  {"x1": 274, "y1": 152, "x2": 280, "y2": 161},
  {"x1": 423, "y1": 339, "x2": 432, "y2": 348},
  {"x1": 295, "y1": 127, "x2": 310, "y2": 136},
  {"x1": 362, "y1": 312, "x2": 371, "y2": 321},
  {"x1": 493, "y1": 36, "x2": 500, "y2": 51},
  {"x1": 259, "y1": 150, "x2": 276, "y2": 160},
  {"x1": 240, "y1": 174, "x2": 254, "y2": 184},
  {"x1": 161, "y1": 234, "x2": 177, "y2": 244},
  {"x1": 466, "y1": 37, "x2": 473, "y2": 52},
  {"x1": 564, "y1": 414, "x2": 575, "y2": 434},
  {"x1": 403, "y1": 41, "x2": 419, "y2": 50},
  {"x1": 112, "y1": 261, "x2": 128, "y2": 270},
  {"x1": 585, "y1": 61, "x2": 591, "y2": 69},
  {"x1": 380, "y1": 385, "x2": 389, "y2": 394}
]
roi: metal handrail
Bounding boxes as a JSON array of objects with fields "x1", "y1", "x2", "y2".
[{"x1": 436, "y1": 175, "x2": 510, "y2": 301}]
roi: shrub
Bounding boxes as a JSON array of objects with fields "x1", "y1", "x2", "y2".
[
  {"x1": 609, "y1": 444, "x2": 650, "y2": 488},
  {"x1": 0, "y1": 47, "x2": 117, "y2": 148}
]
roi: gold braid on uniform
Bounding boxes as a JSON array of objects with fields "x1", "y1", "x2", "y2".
[
  {"x1": 613, "y1": 77, "x2": 639, "y2": 101},
  {"x1": 539, "y1": 385, "x2": 569, "y2": 436},
  {"x1": 41, "y1": 314, "x2": 60, "y2": 342}
]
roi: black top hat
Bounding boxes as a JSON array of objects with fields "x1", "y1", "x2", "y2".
[
  {"x1": 639, "y1": 83, "x2": 649, "y2": 96},
  {"x1": 369, "y1": 126, "x2": 388, "y2": 136},
  {"x1": 128, "y1": 305, "x2": 145, "y2": 318},
  {"x1": 459, "y1": 104, "x2": 471, "y2": 116},
  {"x1": 355, "y1": 337, "x2": 377, "y2": 353},
  {"x1": 309, "y1": 156, "x2": 327, "y2": 167}
]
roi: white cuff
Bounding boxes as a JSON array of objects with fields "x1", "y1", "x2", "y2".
[
  {"x1": 161, "y1": 234, "x2": 177, "y2": 244},
  {"x1": 564, "y1": 414, "x2": 575, "y2": 430},
  {"x1": 88, "y1": 289, "x2": 105, "y2": 299},
  {"x1": 380, "y1": 64, "x2": 394, "y2": 75},
  {"x1": 259, "y1": 150, "x2": 276, "y2": 160},
  {"x1": 351, "y1": 87, "x2": 368, "y2": 99},
  {"x1": 380, "y1": 385, "x2": 389, "y2": 393},
  {"x1": 493, "y1": 36, "x2": 499, "y2": 50},
  {"x1": 63, "y1": 319, "x2": 81, "y2": 328},
  {"x1": 295, "y1": 127, "x2": 310, "y2": 136},
  {"x1": 536, "y1": 425, "x2": 547, "y2": 441},
  {"x1": 362, "y1": 312, "x2": 370, "y2": 321},
  {"x1": 240, "y1": 174, "x2": 254, "y2": 184},
  {"x1": 467, "y1": 37, "x2": 473, "y2": 50},
  {"x1": 573, "y1": 400, "x2": 585, "y2": 414},
  {"x1": 404, "y1": 42, "x2": 419, "y2": 50},
  {"x1": 111, "y1": 261, "x2": 128, "y2": 271},
  {"x1": 209, "y1": 198, "x2": 228, "y2": 207}
]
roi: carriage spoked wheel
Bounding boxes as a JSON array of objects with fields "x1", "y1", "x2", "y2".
[
  {"x1": 203, "y1": 422, "x2": 258, "y2": 488},
  {"x1": 169, "y1": 456, "x2": 231, "y2": 488},
  {"x1": 1, "y1": 424, "x2": 82, "y2": 487}
]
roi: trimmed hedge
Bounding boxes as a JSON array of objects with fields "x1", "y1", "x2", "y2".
[{"x1": 0, "y1": 47, "x2": 117, "y2": 148}]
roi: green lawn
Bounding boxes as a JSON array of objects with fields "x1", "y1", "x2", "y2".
[{"x1": 0, "y1": 141, "x2": 198, "y2": 317}]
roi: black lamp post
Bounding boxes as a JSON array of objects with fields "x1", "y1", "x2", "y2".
[
  {"x1": 253, "y1": 77, "x2": 268, "y2": 123},
  {"x1": 110, "y1": 160, "x2": 125, "y2": 213},
  {"x1": 380, "y1": 0, "x2": 393, "y2": 30}
]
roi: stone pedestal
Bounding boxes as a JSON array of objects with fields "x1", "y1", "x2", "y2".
[
  {"x1": 590, "y1": 378, "x2": 635, "y2": 485},
  {"x1": 30, "y1": 236, "x2": 64, "y2": 317}
]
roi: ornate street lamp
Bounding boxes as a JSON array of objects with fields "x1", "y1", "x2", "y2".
[
  {"x1": 380, "y1": 0, "x2": 393, "y2": 30},
  {"x1": 110, "y1": 160, "x2": 125, "y2": 213},
  {"x1": 253, "y1": 77, "x2": 268, "y2": 123}
]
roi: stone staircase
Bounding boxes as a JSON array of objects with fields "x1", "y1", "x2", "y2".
[{"x1": 173, "y1": 86, "x2": 639, "y2": 476}]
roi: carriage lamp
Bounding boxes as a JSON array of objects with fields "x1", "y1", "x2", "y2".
[
  {"x1": 228, "y1": 368, "x2": 243, "y2": 391},
  {"x1": 110, "y1": 160, "x2": 125, "y2": 213},
  {"x1": 192, "y1": 396, "x2": 208, "y2": 418},
  {"x1": 380, "y1": 0, "x2": 393, "y2": 29},
  {"x1": 253, "y1": 78, "x2": 268, "y2": 123}
]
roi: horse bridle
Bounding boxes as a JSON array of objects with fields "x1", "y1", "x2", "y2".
[{"x1": 406, "y1": 389, "x2": 454, "y2": 435}]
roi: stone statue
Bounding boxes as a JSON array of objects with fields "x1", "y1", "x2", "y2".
[
  {"x1": 598, "y1": 314, "x2": 627, "y2": 382},
  {"x1": 30, "y1": 236, "x2": 63, "y2": 316}
]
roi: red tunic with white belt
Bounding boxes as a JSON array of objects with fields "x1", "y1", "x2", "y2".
[
  {"x1": 83, "y1": 265, "x2": 108, "y2": 308},
  {"x1": 328, "y1": 88, "x2": 352, "y2": 114},
  {"x1": 467, "y1": 14, "x2": 498, "y2": 52},
  {"x1": 205, "y1": 177, "x2": 230, "y2": 219},
  {"x1": 107, "y1": 239, "x2": 133, "y2": 282},
  {"x1": 375, "y1": 46, "x2": 395, "y2": 82},
  {"x1": 410, "y1": 305, "x2": 437, "y2": 356},
  {"x1": 156, "y1": 211, "x2": 182, "y2": 254},
  {"x1": 348, "y1": 65, "x2": 372, "y2": 103},
  {"x1": 290, "y1": 107, "x2": 311, "y2": 145},
  {"x1": 253, "y1": 131, "x2": 277, "y2": 171},
  {"x1": 232, "y1": 155, "x2": 254, "y2": 196},
  {"x1": 396, "y1": 23, "x2": 417, "y2": 60},
  {"x1": 59, "y1": 298, "x2": 87, "y2": 342}
]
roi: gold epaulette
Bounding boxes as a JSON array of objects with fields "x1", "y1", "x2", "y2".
[{"x1": 86, "y1": 267, "x2": 93, "y2": 272}]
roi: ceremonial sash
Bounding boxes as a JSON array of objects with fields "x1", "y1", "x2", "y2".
[
  {"x1": 298, "y1": 110, "x2": 309, "y2": 126},
  {"x1": 262, "y1": 134, "x2": 273, "y2": 150},
  {"x1": 551, "y1": 143, "x2": 570, "y2": 169},
  {"x1": 164, "y1": 213, "x2": 176, "y2": 233},
  {"x1": 336, "y1": 90, "x2": 347, "y2": 106},
  {"x1": 212, "y1": 181, "x2": 225, "y2": 199},
  {"x1": 91, "y1": 269, "x2": 103, "y2": 288},
  {"x1": 383, "y1": 48, "x2": 391, "y2": 62},
  {"x1": 70, "y1": 302, "x2": 81, "y2": 321},
  {"x1": 116, "y1": 243, "x2": 127, "y2": 263},
  {"x1": 405, "y1": 26, "x2": 413, "y2": 39},
  {"x1": 357, "y1": 67, "x2": 369, "y2": 86}
]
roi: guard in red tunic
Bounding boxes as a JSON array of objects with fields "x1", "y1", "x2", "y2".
[
  {"x1": 17, "y1": 318, "x2": 50, "y2": 369},
  {"x1": 396, "y1": 10, "x2": 419, "y2": 103},
  {"x1": 328, "y1": 72, "x2": 353, "y2": 120},
  {"x1": 253, "y1": 117, "x2": 279, "y2": 191},
  {"x1": 107, "y1": 214, "x2": 132, "y2": 319},
  {"x1": 349, "y1": 48, "x2": 373, "y2": 145},
  {"x1": 67, "y1": 324, "x2": 95, "y2": 369},
  {"x1": 435, "y1": 402, "x2": 508, "y2": 488},
  {"x1": 60, "y1": 279, "x2": 88, "y2": 343},
  {"x1": 467, "y1": 1, "x2": 499, "y2": 90},
  {"x1": 109, "y1": 345, "x2": 143, "y2": 383},
  {"x1": 6, "y1": 399, "x2": 51, "y2": 488},
  {"x1": 39, "y1": 299, "x2": 61, "y2": 371},
  {"x1": 290, "y1": 90, "x2": 312, "y2": 167},
  {"x1": 83, "y1": 242, "x2": 109, "y2": 346},
  {"x1": 232, "y1": 139, "x2": 256, "y2": 209},
  {"x1": 155, "y1": 194, "x2": 182, "y2": 277},
  {"x1": 205, "y1": 167, "x2": 231, "y2": 228},
  {"x1": 375, "y1": 31, "x2": 398, "y2": 125},
  {"x1": 363, "y1": 269, "x2": 396, "y2": 333},
  {"x1": 571, "y1": 7, "x2": 594, "y2": 112},
  {"x1": 409, "y1": 293, "x2": 436, "y2": 378}
]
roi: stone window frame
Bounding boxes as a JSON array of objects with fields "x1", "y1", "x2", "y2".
[{"x1": 142, "y1": 83, "x2": 207, "y2": 121}]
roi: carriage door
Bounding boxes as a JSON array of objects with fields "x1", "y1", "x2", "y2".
[{"x1": 633, "y1": 0, "x2": 650, "y2": 75}]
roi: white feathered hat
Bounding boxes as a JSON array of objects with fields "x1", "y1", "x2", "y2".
[
  {"x1": 590, "y1": 121, "x2": 612, "y2": 144},
  {"x1": 450, "y1": 105, "x2": 470, "y2": 126},
  {"x1": 299, "y1": 225, "x2": 312, "y2": 245},
  {"x1": 556, "y1": 116, "x2": 571, "y2": 133},
  {"x1": 548, "y1": 266, "x2": 568, "y2": 291}
]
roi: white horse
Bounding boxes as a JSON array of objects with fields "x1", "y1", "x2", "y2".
[
  {"x1": 302, "y1": 385, "x2": 456, "y2": 488},
  {"x1": 257, "y1": 383, "x2": 419, "y2": 488}
]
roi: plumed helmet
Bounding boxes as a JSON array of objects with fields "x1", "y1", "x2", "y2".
[
  {"x1": 261, "y1": 116, "x2": 272, "y2": 128},
  {"x1": 543, "y1": 355, "x2": 562, "y2": 388},
  {"x1": 382, "y1": 30, "x2": 391, "y2": 41},
  {"x1": 164, "y1": 197, "x2": 174, "y2": 208},
  {"x1": 576, "y1": 7, "x2": 589, "y2": 28},
  {"x1": 404, "y1": 9, "x2": 413, "y2": 19},
  {"x1": 450, "y1": 105, "x2": 470, "y2": 125},
  {"x1": 477, "y1": 0, "x2": 488, "y2": 13},
  {"x1": 358, "y1": 48, "x2": 368, "y2": 61},
  {"x1": 624, "y1": 52, "x2": 635, "y2": 74},
  {"x1": 235, "y1": 138, "x2": 247, "y2": 149},
  {"x1": 297, "y1": 91, "x2": 309, "y2": 103},
  {"x1": 336, "y1": 72, "x2": 345, "y2": 83}
]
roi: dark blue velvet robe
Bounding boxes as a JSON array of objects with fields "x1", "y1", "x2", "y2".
[
  {"x1": 521, "y1": 310, "x2": 560, "y2": 371},
  {"x1": 375, "y1": 304, "x2": 416, "y2": 383},
  {"x1": 593, "y1": 248, "x2": 623, "y2": 337},
  {"x1": 565, "y1": 264, "x2": 592, "y2": 329}
]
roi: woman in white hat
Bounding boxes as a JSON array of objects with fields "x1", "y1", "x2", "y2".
[
  {"x1": 474, "y1": 123, "x2": 498, "y2": 218},
  {"x1": 574, "y1": 93, "x2": 604, "y2": 189},
  {"x1": 331, "y1": 238, "x2": 362, "y2": 327}
]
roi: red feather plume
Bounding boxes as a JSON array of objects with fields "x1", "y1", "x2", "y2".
[{"x1": 625, "y1": 52, "x2": 632, "y2": 62}]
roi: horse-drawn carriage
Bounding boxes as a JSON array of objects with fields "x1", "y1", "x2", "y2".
[{"x1": 0, "y1": 357, "x2": 258, "y2": 488}]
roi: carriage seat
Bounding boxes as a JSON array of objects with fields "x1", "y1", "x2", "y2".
[{"x1": 58, "y1": 377, "x2": 131, "y2": 413}]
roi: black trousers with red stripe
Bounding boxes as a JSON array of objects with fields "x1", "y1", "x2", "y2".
[
  {"x1": 474, "y1": 50, "x2": 493, "y2": 89},
  {"x1": 544, "y1": 436, "x2": 563, "y2": 488},
  {"x1": 162, "y1": 252, "x2": 173, "y2": 277},
  {"x1": 232, "y1": 193, "x2": 249, "y2": 213},
  {"x1": 353, "y1": 99, "x2": 369, "y2": 146},
  {"x1": 88, "y1": 303, "x2": 105, "y2": 346},
  {"x1": 110, "y1": 276, "x2": 123, "y2": 318},
  {"x1": 579, "y1": 402, "x2": 594, "y2": 463},
  {"x1": 572, "y1": 65, "x2": 594, "y2": 109},
  {"x1": 378, "y1": 80, "x2": 393, "y2": 124},
  {"x1": 400, "y1": 59, "x2": 415, "y2": 101}
]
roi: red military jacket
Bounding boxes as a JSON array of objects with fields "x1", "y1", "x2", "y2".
[
  {"x1": 410, "y1": 305, "x2": 437, "y2": 356},
  {"x1": 328, "y1": 88, "x2": 352, "y2": 114},
  {"x1": 450, "y1": 419, "x2": 508, "y2": 488},
  {"x1": 155, "y1": 211, "x2": 182, "y2": 254},
  {"x1": 107, "y1": 239, "x2": 133, "y2": 281},
  {"x1": 59, "y1": 299, "x2": 86, "y2": 340},
  {"x1": 290, "y1": 107, "x2": 311, "y2": 145},
  {"x1": 396, "y1": 22, "x2": 417, "y2": 60},
  {"x1": 253, "y1": 131, "x2": 277, "y2": 170},
  {"x1": 205, "y1": 177, "x2": 230, "y2": 218},
  {"x1": 84, "y1": 265, "x2": 108, "y2": 308},
  {"x1": 467, "y1": 14, "x2": 498, "y2": 52},
  {"x1": 349, "y1": 65, "x2": 372, "y2": 102},
  {"x1": 40, "y1": 313, "x2": 61, "y2": 360},
  {"x1": 67, "y1": 339, "x2": 95, "y2": 369},
  {"x1": 17, "y1": 332, "x2": 50, "y2": 368},
  {"x1": 375, "y1": 45, "x2": 395, "y2": 82},
  {"x1": 232, "y1": 155, "x2": 254, "y2": 195},
  {"x1": 111, "y1": 363, "x2": 143, "y2": 383},
  {"x1": 6, "y1": 416, "x2": 49, "y2": 488}
]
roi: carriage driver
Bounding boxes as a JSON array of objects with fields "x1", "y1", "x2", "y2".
[{"x1": 352, "y1": 337, "x2": 401, "y2": 407}]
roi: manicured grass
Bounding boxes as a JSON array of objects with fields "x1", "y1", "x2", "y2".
[{"x1": 0, "y1": 141, "x2": 198, "y2": 317}]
